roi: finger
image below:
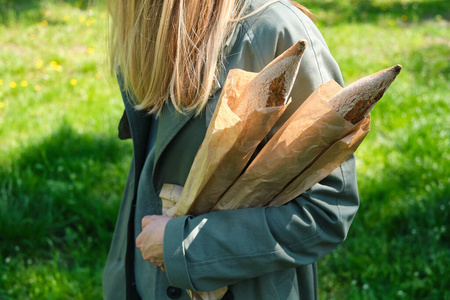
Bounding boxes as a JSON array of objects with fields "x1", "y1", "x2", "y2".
[
  {"x1": 149, "y1": 257, "x2": 165, "y2": 267},
  {"x1": 142, "y1": 215, "x2": 152, "y2": 229}
]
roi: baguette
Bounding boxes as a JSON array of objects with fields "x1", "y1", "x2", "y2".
[
  {"x1": 328, "y1": 64, "x2": 402, "y2": 124},
  {"x1": 231, "y1": 40, "x2": 307, "y2": 117},
  {"x1": 175, "y1": 40, "x2": 307, "y2": 216}
]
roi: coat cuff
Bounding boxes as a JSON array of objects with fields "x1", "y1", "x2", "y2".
[{"x1": 164, "y1": 215, "x2": 197, "y2": 291}]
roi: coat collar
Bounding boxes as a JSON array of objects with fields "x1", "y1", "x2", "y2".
[
  {"x1": 122, "y1": 98, "x2": 195, "y2": 193},
  {"x1": 118, "y1": 74, "x2": 195, "y2": 186},
  {"x1": 153, "y1": 103, "x2": 195, "y2": 176}
]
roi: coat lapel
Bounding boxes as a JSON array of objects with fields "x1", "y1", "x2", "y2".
[{"x1": 152, "y1": 102, "x2": 195, "y2": 191}]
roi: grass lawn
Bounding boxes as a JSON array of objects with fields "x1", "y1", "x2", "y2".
[{"x1": 1, "y1": 0, "x2": 449, "y2": 299}]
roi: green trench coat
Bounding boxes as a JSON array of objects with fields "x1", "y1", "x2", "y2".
[{"x1": 103, "y1": 0, "x2": 360, "y2": 299}]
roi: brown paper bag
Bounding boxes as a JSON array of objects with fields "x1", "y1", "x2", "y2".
[
  {"x1": 270, "y1": 115, "x2": 370, "y2": 206},
  {"x1": 212, "y1": 81, "x2": 369, "y2": 210},
  {"x1": 174, "y1": 41, "x2": 307, "y2": 216},
  {"x1": 174, "y1": 69, "x2": 289, "y2": 216}
]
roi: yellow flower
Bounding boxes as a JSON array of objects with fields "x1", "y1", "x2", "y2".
[
  {"x1": 70, "y1": 79, "x2": 78, "y2": 86},
  {"x1": 95, "y1": 72, "x2": 101, "y2": 79},
  {"x1": 401, "y1": 15, "x2": 408, "y2": 21},
  {"x1": 36, "y1": 59, "x2": 43, "y2": 69},
  {"x1": 34, "y1": 85, "x2": 41, "y2": 91},
  {"x1": 86, "y1": 19, "x2": 93, "y2": 27},
  {"x1": 0, "y1": 102, "x2": 4, "y2": 109},
  {"x1": 39, "y1": 20, "x2": 48, "y2": 27},
  {"x1": 50, "y1": 61, "x2": 61, "y2": 71},
  {"x1": 29, "y1": 34, "x2": 35, "y2": 40},
  {"x1": 64, "y1": 16, "x2": 70, "y2": 22},
  {"x1": 87, "y1": 47, "x2": 94, "y2": 54},
  {"x1": 0, "y1": 79, "x2": 3, "y2": 86},
  {"x1": 79, "y1": 16, "x2": 86, "y2": 23},
  {"x1": 10, "y1": 82, "x2": 17, "y2": 88},
  {"x1": 44, "y1": 10, "x2": 51, "y2": 17},
  {"x1": 21, "y1": 80, "x2": 28, "y2": 87},
  {"x1": 100, "y1": 12, "x2": 107, "y2": 19}
]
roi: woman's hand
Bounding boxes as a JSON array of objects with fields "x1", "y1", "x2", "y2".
[{"x1": 136, "y1": 215, "x2": 172, "y2": 271}]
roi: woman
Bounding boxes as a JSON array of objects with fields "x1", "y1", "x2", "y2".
[{"x1": 103, "y1": 0, "x2": 360, "y2": 299}]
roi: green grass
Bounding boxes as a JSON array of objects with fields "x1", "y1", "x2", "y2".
[
  {"x1": 1, "y1": 0, "x2": 449, "y2": 299},
  {"x1": 0, "y1": 0, "x2": 132, "y2": 299},
  {"x1": 300, "y1": 0, "x2": 450, "y2": 299}
]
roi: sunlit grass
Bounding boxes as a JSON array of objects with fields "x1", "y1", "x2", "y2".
[{"x1": 303, "y1": 1, "x2": 449, "y2": 299}]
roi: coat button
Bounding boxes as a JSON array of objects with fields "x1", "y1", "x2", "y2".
[
  {"x1": 222, "y1": 289, "x2": 234, "y2": 300},
  {"x1": 166, "y1": 286, "x2": 182, "y2": 299}
]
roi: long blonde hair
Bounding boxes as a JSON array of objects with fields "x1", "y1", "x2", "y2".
[{"x1": 107, "y1": 0, "x2": 313, "y2": 114}]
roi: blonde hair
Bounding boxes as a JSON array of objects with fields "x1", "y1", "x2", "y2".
[{"x1": 107, "y1": 0, "x2": 313, "y2": 115}]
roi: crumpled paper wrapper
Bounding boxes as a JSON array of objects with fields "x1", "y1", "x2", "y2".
[
  {"x1": 213, "y1": 80, "x2": 370, "y2": 211},
  {"x1": 174, "y1": 69, "x2": 290, "y2": 216},
  {"x1": 174, "y1": 40, "x2": 308, "y2": 217}
]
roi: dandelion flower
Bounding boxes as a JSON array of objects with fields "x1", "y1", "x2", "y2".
[
  {"x1": 0, "y1": 79, "x2": 3, "y2": 86},
  {"x1": 34, "y1": 85, "x2": 41, "y2": 91},
  {"x1": 39, "y1": 20, "x2": 48, "y2": 27},
  {"x1": 50, "y1": 61, "x2": 61, "y2": 71},
  {"x1": 64, "y1": 16, "x2": 70, "y2": 22},
  {"x1": 87, "y1": 47, "x2": 94, "y2": 54},
  {"x1": 100, "y1": 12, "x2": 107, "y2": 19},
  {"x1": 0, "y1": 102, "x2": 4, "y2": 109},
  {"x1": 21, "y1": 80, "x2": 28, "y2": 87},
  {"x1": 79, "y1": 16, "x2": 86, "y2": 23},
  {"x1": 70, "y1": 79, "x2": 78, "y2": 86},
  {"x1": 29, "y1": 34, "x2": 35, "y2": 40},
  {"x1": 95, "y1": 72, "x2": 101, "y2": 79},
  {"x1": 36, "y1": 60, "x2": 43, "y2": 69},
  {"x1": 10, "y1": 82, "x2": 17, "y2": 89}
]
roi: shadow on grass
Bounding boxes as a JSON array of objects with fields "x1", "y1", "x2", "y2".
[{"x1": 0, "y1": 121, "x2": 132, "y2": 261}]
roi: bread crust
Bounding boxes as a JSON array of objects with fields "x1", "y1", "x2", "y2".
[{"x1": 327, "y1": 65, "x2": 402, "y2": 124}]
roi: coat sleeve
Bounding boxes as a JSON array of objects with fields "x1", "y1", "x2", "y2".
[{"x1": 163, "y1": 1, "x2": 359, "y2": 292}]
